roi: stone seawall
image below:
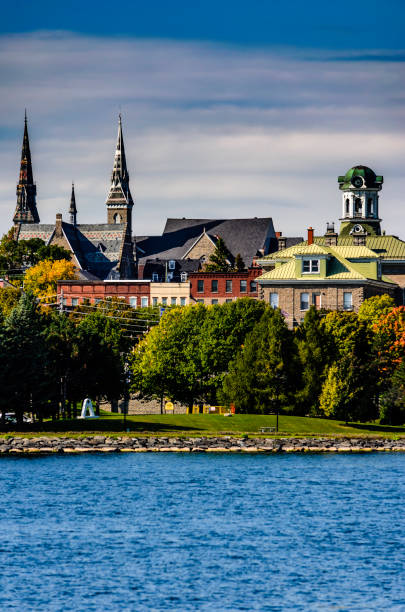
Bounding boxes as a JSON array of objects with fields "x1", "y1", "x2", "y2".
[{"x1": 0, "y1": 436, "x2": 405, "y2": 454}]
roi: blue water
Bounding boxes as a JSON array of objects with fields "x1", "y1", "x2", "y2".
[{"x1": 0, "y1": 454, "x2": 404, "y2": 611}]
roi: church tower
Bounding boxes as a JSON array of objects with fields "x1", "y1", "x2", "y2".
[
  {"x1": 338, "y1": 165, "x2": 383, "y2": 236},
  {"x1": 106, "y1": 115, "x2": 134, "y2": 231},
  {"x1": 69, "y1": 183, "x2": 77, "y2": 226},
  {"x1": 13, "y1": 112, "x2": 40, "y2": 225}
]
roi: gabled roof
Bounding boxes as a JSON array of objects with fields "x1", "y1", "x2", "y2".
[{"x1": 136, "y1": 217, "x2": 276, "y2": 267}]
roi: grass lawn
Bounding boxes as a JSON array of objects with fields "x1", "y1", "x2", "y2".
[{"x1": 2, "y1": 413, "x2": 405, "y2": 438}]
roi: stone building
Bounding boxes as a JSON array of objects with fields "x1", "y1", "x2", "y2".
[
  {"x1": 13, "y1": 114, "x2": 136, "y2": 280},
  {"x1": 257, "y1": 165, "x2": 405, "y2": 326}
]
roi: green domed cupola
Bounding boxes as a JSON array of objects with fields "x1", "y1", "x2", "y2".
[{"x1": 338, "y1": 165, "x2": 383, "y2": 236}]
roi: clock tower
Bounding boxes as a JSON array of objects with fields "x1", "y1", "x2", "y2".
[{"x1": 338, "y1": 165, "x2": 383, "y2": 236}]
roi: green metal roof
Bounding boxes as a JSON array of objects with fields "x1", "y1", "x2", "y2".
[{"x1": 338, "y1": 165, "x2": 383, "y2": 190}]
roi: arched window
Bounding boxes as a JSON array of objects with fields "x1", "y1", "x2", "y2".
[
  {"x1": 345, "y1": 198, "x2": 350, "y2": 215},
  {"x1": 355, "y1": 198, "x2": 362, "y2": 215},
  {"x1": 113, "y1": 213, "x2": 122, "y2": 224},
  {"x1": 367, "y1": 198, "x2": 373, "y2": 216}
]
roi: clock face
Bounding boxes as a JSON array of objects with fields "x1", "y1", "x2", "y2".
[{"x1": 352, "y1": 176, "x2": 363, "y2": 188}]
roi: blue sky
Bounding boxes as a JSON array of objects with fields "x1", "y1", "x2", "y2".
[{"x1": 0, "y1": 0, "x2": 404, "y2": 237}]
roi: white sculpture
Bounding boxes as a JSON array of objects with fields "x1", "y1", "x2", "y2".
[{"x1": 78, "y1": 398, "x2": 99, "y2": 419}]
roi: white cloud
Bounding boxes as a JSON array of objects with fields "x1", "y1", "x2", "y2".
[{"x1": 0, "y1": 32, "x2": 404, "y2": 238}]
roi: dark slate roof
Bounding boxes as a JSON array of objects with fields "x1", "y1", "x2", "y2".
[
  {"x1": 141, "y1": 258, "x2": 201, "y2": 281},
  {"x1": 19, "y1": 221, "x2": 129, "y2": 280},
  {"x1": 284, "y1": 237, "x2": 304, "y2": 249},
  {"x1": 136, "y1": 217, "x2": 275, "y2": 267}
]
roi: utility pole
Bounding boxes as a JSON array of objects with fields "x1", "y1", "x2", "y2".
[{"x1": 59, "y1": 289, "x2": 64, "y2": 314}]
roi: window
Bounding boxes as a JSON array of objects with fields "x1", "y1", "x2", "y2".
[
  {"x1": 302, "y1": 259, "x2": 319, "y2": 273},
  {"x1": 367, "y1": 198, "x2": 373, "y2": 216},
  {"x1": 180, "y1": 272, "x2": 188, "y2": 282},
  {"x1": 343, "y1": 292, "x2": 353, "y2": 310},
  {"x1": 129, "y1": 297, "x2": 137, "y2": 308},
  {"x1": 171, "y1": 297, "x2": 177, "y2": 305},
  {"x1": 162, "y1": 297, "x2": 167, "y2": 306},
  {"x1": 270, "y1": 293, "x2": 279, "y2": 309},
  {"x1": 225, "y1": 298, "x2": 233, "y2": 303},
  {"x1": 312, "y1": 293, "x2": 321, "y2": 309},
  {"x1": 240, "y1": 280, "x2": 247, "y2": 293},
  {"x1": 152, "y1": 297, "x2": 158, "y2": 307},
  {"x1": 250, "y1": 280, "x2": 257, "y2": 292},
  {"x1": 141, "y1": 297, "x2": 149, "y2": 308},
  {"x1": 113, "y1": 213, "x2": 122, "y2": 224},
  {"x1": 196, "y1": 299, "x2": 204, "y2": 304},
  {"x1": 211, "y1": 279, "x2": 218, "y2": 293},
  {"x1": 94, "y1": 298, "x2": 101, "y2": 304},
  {"x1": 71, "y1": 298, "x2": 78, "y2": 307},
  {"x1": 197, "y1": 280, "x2": 204, "y2": 293},
  {"x1": 180, "y1": 297, "x2": 186, "y2": 306},
  {"x1": 62, "y1": 298, "x2": 67, "y2": 306},
  {"x1": 168, "y1": 260, "x2": 176, "y2": 270},
  {"x1": 226, "y1": 279, "x2": 232, "y2": 293},
  {"x1": 211, "y1": 299, "x2": 218, "y2": 305},
  {"x1": 355, "y1": 197, "x2": 362, "y2": 214},
  {"x1": 345, "y1": 198, "x2": 350, "y2": 215},
  {"x1": 300, "y1": 292, "x2": 310, "y2": 311},
  {"x1": 152, "y1": 272, "x2": 159, "y2": 282}
]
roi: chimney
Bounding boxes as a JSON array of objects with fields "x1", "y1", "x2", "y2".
[
  {"x1": 278, "y1": 236, "x2": 287, "y2": 250},
  {"x1": 55, "y1": 213, "x2": 63, "y2": 238},
  {"x1": 307, "y1": 227, "x2": 314, "y2": 245},
  {"x1": 324, "y1": 222, "x2": 338, "y2": 247}
]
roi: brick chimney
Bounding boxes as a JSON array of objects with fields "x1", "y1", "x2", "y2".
[
  {"x1": 324, "y1": 222, "x2": 338, "y2": 247},
  {"x1": 307, "y1": 227, "x2": 314, "y2": 245},
  {"x1": 277, "y1": 231, "x2": 287, "y2": 251},
  {"x1": 55, "y1": 213, "x2": 63, "y2": 238}
]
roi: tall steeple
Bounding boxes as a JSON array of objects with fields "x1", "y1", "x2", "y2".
[
  {"x1": 13, "y1": 112, "x2": 40, "y2": 225},
  {"x1": 106, "y1": 114, "x2": 134, "y2": 230},
  {"x1": 69, "y1": 182, "x2": 77, "y2": 226}
]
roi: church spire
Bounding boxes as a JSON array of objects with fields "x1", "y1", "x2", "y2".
[
  {"x1": 69, "y1": 182, "x2": 77, "y2": 226},
  {"x1": 106, "y1": 114, "x2": 134, "y2": 229},
  {"x1": 13, "y1": 112, "x2": 39, "y2": 225}
]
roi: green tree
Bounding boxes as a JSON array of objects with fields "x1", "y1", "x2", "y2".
[
  {"x1": 0, "y1": 230, "x2": 71, "y2": 273},
  {"x1": 204, "y1": 238, "x2": 232, "y2": 272},
  {"x1": 0, "y1": 293, "x2": 49, "y2": 425},
  {"x1": 130, "y1": 304, "x2": 207, "y2": 408},
  {"x1": 199, "y1": 298, "x2": 268, "y2": 403},
  {"x1": 319, "y1": 311, "x2": 379, "y2": 422},
  {"x1": 222, "y1": 308, "x2": 301, "y2": 413},
  {"x1": 379, "y1": 361, "x2": 405, "y2": 425},
  {"x1": 296, "y1": 307, "x2": 333, "y2": 415},
  {"x1": 358, "y1": 294, "x2": 395, "y2": 327},
  {"x1": 234, "y1": 253, "x2": 245, "y2": 271}
]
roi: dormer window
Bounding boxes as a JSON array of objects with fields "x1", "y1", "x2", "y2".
[{"x1": 302, "y1": 259, "x2": 319, "y2": 273}]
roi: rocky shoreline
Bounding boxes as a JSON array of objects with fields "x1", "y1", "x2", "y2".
[{"x1": 0, "y1": 436, "x2": 404, "y2": 454}]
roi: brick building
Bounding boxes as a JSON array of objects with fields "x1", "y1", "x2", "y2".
[
  {"x1": 189, "y1": 268, "x2": 262, "y2": 304},
  {"x1": 58, "y1": 280, "x2": 151, "y2": 308},
  {"x1": 257, "y1": 165, "x2": 405, "y2": 327}
]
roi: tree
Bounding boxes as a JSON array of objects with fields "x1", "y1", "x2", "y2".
[
  {"x1": 319, "y1": 311, "x2": 379, "y2": 422},
  {"x1": 24, "y1": 259, "x2": 77, "y2": 298},
  {"x1": 0, "y1": 230, "x2": 71, "y2": 273},
  {"x1": 130, "y1": 304, "x2": 207, "y2": 408},
  {"x1": 373, "y1": 306, "x2": 405, "y2": 372},
  {"x1": 234, "y1": 253, "x2": 245, "y2": 271},
  {"x1": 0, "y1": 293, "x2": 49, "y2": 425},
  {"x1": 222, "y1": 308, "x2": 301, "y2": 413},
  {"x1": 358, "y1": 294, "x2": 395, "y2": 327},
  {"x1": 199, "y1": 298, "x2": 269, "y2": 403},
  {"x1": 204, "y1": 238, "x2": 232, "y2": 272},
  {"x1": 379, "y1": 361, "x2": 405, "y2": 425},
  {"x1": 295, "y1": 307, "x2": 333, "y2": 415},
  {"x1": 0, "y1": 287, "x2": 22, "y2": 317}
]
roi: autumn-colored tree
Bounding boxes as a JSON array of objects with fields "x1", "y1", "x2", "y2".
[
  {"x1": 0, "y1": 287, "x2": 22, "y2": 317},
  {"x1": 373, "y1": 306, "x2": 405, "y2": 370},
  {"x1": 24, "y1": 259, "x2": 77, "y2": 298}
]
